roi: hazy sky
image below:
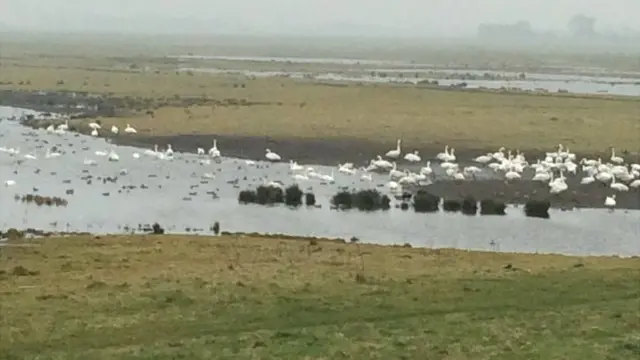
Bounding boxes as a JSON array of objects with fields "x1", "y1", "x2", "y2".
[{"x1": 1, "y1": 0, "x2": 638, "y2": 36}]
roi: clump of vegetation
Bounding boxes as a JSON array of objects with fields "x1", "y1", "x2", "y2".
[
  {"x1": 151, "y1": 223, "x2": 164, "y2": 234},
  {"x1": 442, "y1": 199, "x2": 462, "y2": 212},
  {"x1": 480, "y1": 199, "x2": 507, "y2": 215},
  {"x1": 305, "y1": 192, "x2": 316, "y2": 206},
  {"x1": 461, "y1": 196, "x2": 478, "y2": 215},
  {"x1": 238, "y1": 189, "x2": 257, "y2": 204},
  {"x1": 413, "y1": 190, "x2": 439, "y2": 213},
  {"x1": 525, "y1": 200, "x2": 551, "y2": 219},
  {"x1": 256, "y1": 185, "x2": 284, "y2": 205},
  {"x1": 331, "y1": 189, "x2": 390, "y2": 211},
  {"x1": 284, "y1": 185, "x2": 303, "y2": 207}
]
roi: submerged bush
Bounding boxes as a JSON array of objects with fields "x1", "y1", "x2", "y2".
[
  {"x1": 255, "y1": 185, "x2": 284, "y2": 205},
  {"x1": 461, "y1": 196, "x2": 478, "y2": 215},
  {"x1": 238, "y1": 190, "x2": 257, "y2": 204},
  {"x1": 442, "y1": 199, "x2": 462, "y2": 212},
  {"x1": 524, "y1": 200, "x2": 551, "y2": 219},
  {"x1": 480, "y1": 199, "x2": 507, "y2": 215},
  {"x1": 331, "y1": 189, "x2": 388, "y2": 211},
  {"x1": 305, "y1": 192, "x2": 316, "y2": 206},
  {"x1": 413, "y1": 190, "x2": 439, "y2": 213},
  {"x1": 284, "y1": 185, "x2": 304, "y2": 207}
]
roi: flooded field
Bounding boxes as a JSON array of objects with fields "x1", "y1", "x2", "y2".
[
  {"x1": 176, "y1": 55, "x2": 640, "y2": 96},
  {"x1": 1, "y1": 106, "x2": 639, "y2": 257}
]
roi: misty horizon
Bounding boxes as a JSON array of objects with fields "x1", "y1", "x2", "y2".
[{"x1": 1, "y1": 0, "x2": 638, "y2": 38}]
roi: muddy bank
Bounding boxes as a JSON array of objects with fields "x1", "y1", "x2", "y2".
[{"x1": 113, "y1": 133, "x2": 640, "y2": 168}]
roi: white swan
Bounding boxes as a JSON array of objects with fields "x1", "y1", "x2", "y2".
[
  {"x1": 111, "y1": 125, "x2": 119, "y2": 134},
  {"x1": 604, "y1": 194, "x2": 616, "y2": 211},
  {"x1": 385, "y1": 139, "x2": 401, "y2": 159},
  {"x1": 124, "y1": 124, "x2": 137, "y2": 134},
  {"x1": 403, "y1": 150, "x2": 421, "y2": 163},
  {"x1": 91, "y1": 129, "x2": 99, "y2": 137},
  {"x1": 108, "y1": 149, "x2": 120, "y2": 162},
  {"x1": 209, "y1": 139, "x2": 221, "y2": 158},
  {"x1": 420, "y1": 161, "x2": 433, "y2": 176},
  {"x1": 474, "y1": 153, "x2": 493, "y2": 164},
  {"x1": 610, "y1": 177, "x2": 629, "y2": 192},
  {"x1": 197, "y1": 147, "x2": 205, "y2": 156},
  {"x1": 436, "y1": 145, "x2": 450, "y2": 161},
  {"x1": 290, "y1": 160, "x2": 304, "y2": 172},
  {"x1": 165, "y1": 145, "x2": 174, "y2": 157},
  {"x1": 88, "y1": 122, "x2": 101, "y2": 130},
  {"x1": 610, "y1": 148, "x2": 624, "y2": 164},
  {"x1": 265, "y1": 148, "x2": 281, "y2": 162},
  {"x1": 4, "y1": 180, "x2": 16, "y2": 187}
]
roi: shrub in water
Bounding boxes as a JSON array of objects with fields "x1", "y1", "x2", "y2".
[
  {"x1": 305, "y1": 192, "x2": 316, "y2": 206},
  {"x1": 524, "y1": 200, "x2": 551, "y2": 219},
  {"x1": 461, "y1": 196, "x2": 478, "y2": 215},
  {"x1": 413, "y1": 190, "x2": 440, "y2": 213},
  {"x1": 284, "y1": 185, "x2": 304, "y2": 207},
  {"x1": 256, "y1": 185, "x2": 284, "y2": 205},
  {"x1": 480, "y1": 199, "x2": 507, "y2": 215},
  {"x1": 353, "y1": 189, "x2": 385, "y2": 211},
  {"x1": 331, "y1": 190, "x2": 353, "y2": 210},
  {"x1": 381, "y1": 195, "x2": 391, "y2": 210},
  {"x1": 442, "y1": 199, "x2": 462, "y2": 212},
  {"x1": 238, "y1": 190, "x2": 257, "y2": 204}
]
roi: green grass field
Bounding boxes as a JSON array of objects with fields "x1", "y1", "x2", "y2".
[
  {"x1": 1, "y1": 234, "x2": 639, "y2": 359},
  {"x1": 2, "y1": 61, "x2": 639, "y2": 154}
]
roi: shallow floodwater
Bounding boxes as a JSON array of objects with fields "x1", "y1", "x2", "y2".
[{"x1": 1, "y1": 107, "x2": 639, "y2": 257}]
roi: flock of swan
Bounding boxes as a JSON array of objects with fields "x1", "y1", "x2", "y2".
[{"x1": 2, "y1": 118, "x2": 640, "y2": 211}]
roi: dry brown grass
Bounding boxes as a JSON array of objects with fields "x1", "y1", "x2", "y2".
[
  {"x1": 2, "y1": 61, "x2": 639, "y2": 153},
  {"x1": 1, "y1": 234, "x2": 639, "y2": 359}
]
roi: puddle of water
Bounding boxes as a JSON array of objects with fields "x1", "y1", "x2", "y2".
[{"x1": 1, "y1": 106, "x2": 638, "y2": 257}]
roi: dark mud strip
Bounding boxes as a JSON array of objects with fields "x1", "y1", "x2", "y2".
[
  {"x1": 113, "y1": 133, "x2": 640, "y2": 168},
  {"x1": 424, "y1": 180, "x2": 640, "y2": 210}
]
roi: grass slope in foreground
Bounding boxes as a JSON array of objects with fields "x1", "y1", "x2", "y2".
[
  {"x1": 2, "y1": 64, "x2": 640, "y2": 153},
  {"x1": 1, "y1": 234, "x2": 639, "y2": 359}
]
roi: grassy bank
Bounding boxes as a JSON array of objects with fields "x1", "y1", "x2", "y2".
[
  {"x1": 3, "y1": 63, "x2": 640, "y2": 153},
  {"x1": 1, "y1": 234, "x2": 639, "y2": 359}
]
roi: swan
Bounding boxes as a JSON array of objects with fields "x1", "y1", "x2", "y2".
[
  {"x1": 452, "y1": 171, "x2": 465, "y2": 181},
  {"x1": 144, "y1": 145, "x2": 159, "y2": 157},
  {"x1": 387, "y1": 181, "x2": 400, "y2": 191},
  {"x1": 23, "y1": 154, "x2": 37, "y2": 160},
  {"x1": 132, "y1": 152, "x2": 140, "y2": 159},
  {"x1": 209, "y1": 139, "x2": 221, "y2": 158},
  {"x1": 83, "y1": 158, "x2": 97, "y2": 166},
  {"x1": 610, "y1": 177, "x2": 629, "y2": 192},
  {"x1": 46, "y1": 148, "x2": 61, "y2": 158},
  {"x1": 492, "y1": 147, "x2": 506, "y2": 160},
  {"x1": 474, "y1": 153, "x2": 493, "y2": 164},
  {"x1": 385, "y1": 139, "x2": 402, "y2": 159},
  {"x1": 389, "y1": 163, "x2": 404, "y2": 179},
  {"x1": 505, "y1": 168, "x2": 521, "y2": 181},
  {"x1": 580, "y1": 175, "x2": 595, "y2": 185},
  {"x1": 445, "y1": 148, "x2": 457, "y2": 162},
  {"x1": 320, "y1": 171, "x2": 335, "y2": 183},
  {"x1": 629, "y1": 179, "x2": 640, "y2": 188},
  {"x1": 532, "y1": 171, "x2": 550, "y2": 182},
  {"x1": 604, "y1": 194, "x2": 616, "y2": 211},
  {"x1": 338, "y1": 163, "x2": 356, "y2": 175},
  {"x1": 108, "y1": 150, "x2": 120, "y2": 162},
  {"x1": 265, "y1": 149, "x2": 281, "y2": 162},
  {"x1": 610, "y1": 148, "x2": 624, "y2": 164},
  {"x1": 88, "y1": 122, "x2": 101, "y2": 130},
  {"x1": 91, "y1": 129, "x2": 99, "y2": 137},
  {"x1": 124, "y1": 124, "x2": 137, "y2": 134},
  {"x1": 420, "y1": 161, "x2": 433, "y2": 176},
  {"x1": 197, "y1": 147, "x2": 205, "y2": 156},
  {"x1": 95, "y1": 150, "x2": 108, "y2": 157},
  {"x1": 45, "y1": 124, "x2": 55, "y2": 133},
  {"x1": 403, "y1": 150, "x2": 421, "y2": 163},
  {"x1": 165, "y1": 145, "x2": 174, "y2": 157},
  {"x1": 360, "y1": 172, "x2": 372, "y2": 181},
  {"x1": 54, "y1": 127, "x2": 66, "y2": 135},
  {"x1": 436, "y1": 145, "x2": 450, "y2": 161},
  {"x1": 293, "y1": 173, "x2": 309, "y2": 181},
  {"x1": 290, "y1": 161, "x2": 304, "y2": 172},
  {"x1": 550, "y1": 181, "x2": 568, "y2": 194},
  {"x1": 4, "y1": 180, "x2": 16, "y2": 187},
  {"x1": 372, "y1": 156, "x2": 393, "y2": 170},
  {"x1": 58, "y1": 120, "x2": 69, "y2": 131},
  {"x1": 202, "y1": 172, "x2": 216, "y2": 180},
  {"x1": 595, "y1": 171, "x2": 613, "y2": 183},
  {"x1": 111, "y1": 125, "x2": 119, "y2": 134}
]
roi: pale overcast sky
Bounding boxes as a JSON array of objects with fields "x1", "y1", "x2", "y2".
[{"x1": 1, "y1": 0, "x2": 638, "y2": 36}]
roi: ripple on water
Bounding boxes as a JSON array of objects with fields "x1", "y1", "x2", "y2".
[{"x1": 1, "y1": 106, "x2": 639, "y2": 257}]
